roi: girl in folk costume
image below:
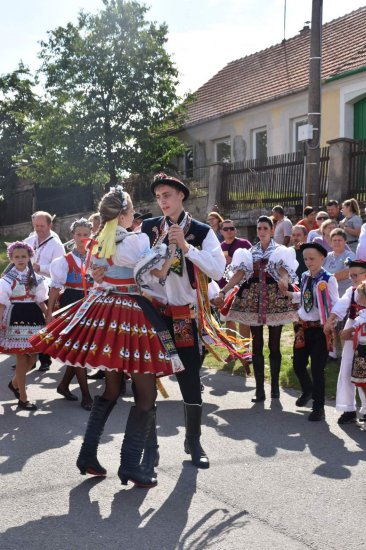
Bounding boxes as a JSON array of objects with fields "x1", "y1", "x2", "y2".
[
  {"x1": 281, "y1": 242, "x2": 339, "y2": 421},
  {"x1": 324, "y1": 259, "x2": 366, "y2": 425},
  {"x1": 341, "y1": 281, "x2": 366, "y2": 428},
  {"x1": 46, "y1": 218, "x2": 94, "y2": 410},
  {"x1": 30, "y1": 186, "x2": 182, "y2": 488},
  {"x1": 217, "y1": 216, "x2": 298, "y2": 403},
  {"x1": 1, "y1": 242, "x2": 48, "y2": 410}
]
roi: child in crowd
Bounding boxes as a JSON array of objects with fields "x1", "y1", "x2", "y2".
[
  {"x1": 46, "y1": 218, "x2": 94, "y2": 410},
  {"x1": 341, "y1": 281, "x2": 366, "y2": 428},
  {"x1": 281, "y1": 242, "x2": 339, "y2": 421},
  {"x1": 324, "y1": 259, "x2": 366, "y2": 424},
  {"x1": 0, "y1": 242, "x2": 48, "y2": 410}
]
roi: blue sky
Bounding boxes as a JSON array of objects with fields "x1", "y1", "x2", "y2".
[{"x1": 1, "y1": 0, "x2": 365, "y2": 94}]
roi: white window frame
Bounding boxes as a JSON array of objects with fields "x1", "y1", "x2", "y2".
[
  {"x1": 252, "y1": 127, "x2": 267, "y2": 161},
  {"x1": 214, "y1": 136, "x2": 231, "y2": 163}
]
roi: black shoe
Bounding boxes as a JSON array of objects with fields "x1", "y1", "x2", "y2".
[
  {"x1": 81, "y1": 400, "x2": 93, "y2": 411},
  {"x1": 57, "y1": 386, "x2": 78, "y2": 401},
  {"x1": 271, "y1": 388, "x2": 280, "y2": 399},
  {"x1": 358, "y1": 414, "x2": 366, "y2": 423},
  {"x1": 183, "y1": 404, "x2": 210, "y2": 469},
  {"x1": 251, "y1": 391, "x2": 265, "y2": 403},
  {"x1": 38, "y1": 363, "x2": 50, "y2": 372},
  {"x1": 337, "y1": 411, "x2": 357, "y2": 425},
  {"x1": 308, "y1": 408, "x2": 325, "y2": 421},
  {"x1": 326, "y1": 355, "x2": 337, "y2": 363},
  {"x1": 295, "y1": 392, "x2": 312, "y2": 407},
  {"x1": 18, "y1": 400, "x2": 38, "y2": 411},
  {"x1": 87, "y1": 370, "x2": 105, "y2": 380},
  {"x1": 8, "y1": 380, "x2": 20, "y2": 399}
]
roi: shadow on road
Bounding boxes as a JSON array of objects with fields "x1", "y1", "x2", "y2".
[{"x1": 0, "y1": 466, "x2": 249, "y2": 549}]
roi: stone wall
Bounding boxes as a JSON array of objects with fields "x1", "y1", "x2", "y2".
[{"x1": 0, "y1": 211, "x2": 95, "y2": 242}]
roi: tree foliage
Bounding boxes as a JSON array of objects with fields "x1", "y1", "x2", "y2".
[
  {"x1": 20, "y1": 0, "x2": 186, "y2": 188},
  {"x1": 0, "y1": 63, "x2": 39, "y2": 196}
]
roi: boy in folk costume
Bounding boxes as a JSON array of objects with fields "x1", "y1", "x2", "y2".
[
  {"x1": 347, "y1": 283, "x2": 366, "y2": 419},
  {"x1": 324, "y1": 259, "x2": 366, "y2": 424},
  {"x1": 138, "y1": 173, "x2": 226, "y2": 468},
  {"x1": 281, "y1": 242, "x2": 339, "y2": 421}
]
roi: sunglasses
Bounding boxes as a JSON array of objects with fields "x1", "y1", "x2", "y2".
[
  {"x1": 316, "y1": 216, "x2": 328, "y2": 221},
  {"x1": 222, "y1": 227, "x2": 235, "y2": 231}
]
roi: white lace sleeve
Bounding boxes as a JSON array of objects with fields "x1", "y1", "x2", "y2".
[
  {"x1": 225, "y1": 248, "x2": 253, "y2": 281},
  {"x1": 0, "y1": 278, "x2": 12, "y2": 306},
  {"x1": 134, "y1": 244, "x2": 169, "y2": 288},
  {"x1": 266, "y1": 246, "x2": 298, "y2": 283}
]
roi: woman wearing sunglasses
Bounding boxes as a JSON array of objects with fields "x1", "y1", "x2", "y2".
[{"x1": 306, "y1": 211, "x2": 329, "y2": 243}]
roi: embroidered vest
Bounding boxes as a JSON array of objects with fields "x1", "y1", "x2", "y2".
[
  {"x1": 300, "y1": 269, "x2": 331, "y2": 308},
  {"x1": 142, "y1": 216, "x2": 210, "y2": 288},
  {"x1": 349, "y1": 288, "x2": 365, "y2": 320},
  {"x1": 64, "y1": 253, "x2": 93, "y2": 290}
]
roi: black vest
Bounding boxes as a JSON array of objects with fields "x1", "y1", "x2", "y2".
[{"x1": 141, "y1": 216, "x2": 211, "y2": 288}]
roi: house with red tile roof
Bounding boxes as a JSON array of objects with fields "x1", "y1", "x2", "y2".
[{"x1": 176, "y1": 7, "x2": 366, "y2": 175}]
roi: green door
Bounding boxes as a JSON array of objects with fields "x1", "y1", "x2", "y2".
[
  {"x1": 354, "y1": 97, "x2": 366, "y2": 139},
  {"x1": 353, "y1": 97, "x2": 366, "y2": 198}
]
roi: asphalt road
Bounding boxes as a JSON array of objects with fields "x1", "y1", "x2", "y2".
[{"x1": 0, "y1": 353, "x2": 365, "y2": 550}]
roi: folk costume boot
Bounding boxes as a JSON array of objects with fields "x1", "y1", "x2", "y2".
[
  {"x1": 251, "y1": 356, "x2": 266, "y2": 402},
  {"x1": 140, "y1": 406, "x2": 159, "y2": 476},
  {"x1": 183, "y1": 403, "x2": 210, "y2": 469},
  {"x1": 118, "y1": 406, "x2": 158, "y2": 488},
  {"x1": 76, "y1": 396, "x2": 116, "y2": 476},
  {"x1": 269, "y1": 356, "x2": 281, "y2": 399}
]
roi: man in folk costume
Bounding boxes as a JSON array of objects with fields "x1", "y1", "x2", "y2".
[
  {"x1": 281, "y1": 242, "x2": 339, "y2": 421},
  {"x1": 139, "y1": 173, "x2": 226, "y2": 468}
]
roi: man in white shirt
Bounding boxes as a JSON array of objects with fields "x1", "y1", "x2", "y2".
[
  {"x1": 272, "y1": 205, "x2": 292, "y2": 246},
  {"x1": 141, "y1": 173, "x2": 226, "y2": 469},
  {"x1": 25, "y1": 211, "x2": 65, "y2": 371}
]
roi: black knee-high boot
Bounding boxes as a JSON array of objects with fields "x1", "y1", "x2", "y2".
[
  {"x1": 252, "y1": 356, "x2": 265, "y2": 402},
  {"x1": 269, "y1": 355, "x2": 281, "y2": 398},
  {"x1": 184, "y1": 403, "x2": 210, "y2": 469},
  {"x1": 118, "y1": 406, "x2": 158, "y2": 488},
  {"x1": 140, "y1": 406, "x2": 159, "y2": 475},
  {"x1": 76, "y1": 396, "x2": 116, "y2": 476}
]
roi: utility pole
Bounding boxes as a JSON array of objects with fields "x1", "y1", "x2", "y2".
[{"x1": 305, "y1": 0, "x2": 323, "y2": 208}]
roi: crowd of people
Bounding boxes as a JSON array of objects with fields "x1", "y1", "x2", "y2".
[{"x1": 2, "y1": 183, "x2": 366, "y2": 489}]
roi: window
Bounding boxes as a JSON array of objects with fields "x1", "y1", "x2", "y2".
[
  {"x1": 252, "y1": 128, "x2": 267, "y2": 162},
  {"x1": 215, "y1": 137, "x2": 231, "y2": 163},
  {"x1": 292, "y1": 117, "x2": 307, "y2": 152}
]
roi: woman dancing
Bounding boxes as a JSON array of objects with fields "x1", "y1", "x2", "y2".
[{"x1": 31, "y1": 186, "x2": 182, "y2": 487}]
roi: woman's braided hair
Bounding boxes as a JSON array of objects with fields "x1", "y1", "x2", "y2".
[{"x1": 94, "y1": 186, "x2": 131, "y2": 239}]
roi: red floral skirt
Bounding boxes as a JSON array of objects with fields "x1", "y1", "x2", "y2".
[{"x1": 29, "y1": 292, "x2": 176, "y2": 376}]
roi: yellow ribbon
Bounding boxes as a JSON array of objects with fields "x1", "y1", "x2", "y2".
[{"x1": 93, "y1": 218, "x2": 118, "y2": 258}]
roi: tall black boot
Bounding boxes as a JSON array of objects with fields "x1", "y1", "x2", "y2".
[
  {"x1": 118, "y1": 407, "x2": 158, "y2": 488},
  {"x1": 251, "y1": 356, "x2": 265, "y2": 402},
  {"x1": 140, "y1": 406, "x2": 159, "y2": 475},
  {"x1": 183, "y1": 403, "x2": 210, "y2": 469},
  {"x1": 76, "y1": 396, "x2": 116, "y2": 476},
  {"x1": 270, "y1": 355, "x2": 281, "y2": 398}
]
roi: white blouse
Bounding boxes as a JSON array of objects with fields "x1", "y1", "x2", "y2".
[
  {"x1": 0, "y1": 268, "x2": 49, "y2": 306},
  {"x1": 50, "y1": 253, "x2": 85, "y2": 289}
]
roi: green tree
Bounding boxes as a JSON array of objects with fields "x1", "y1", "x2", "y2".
[
  {"x1": 0, "y1": 63, "x2": 38, "y2": 197},
  {"x1": 23, "y1": 0, "x2": 185, "y2": 187}
]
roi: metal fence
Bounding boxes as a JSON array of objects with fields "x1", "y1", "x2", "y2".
[
  {"x1": 349, "y1": 140, "x2": 366, "y2": 202},
  {"x1": 221, "y1": 149, "x2": 329, "y2": 210}
]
